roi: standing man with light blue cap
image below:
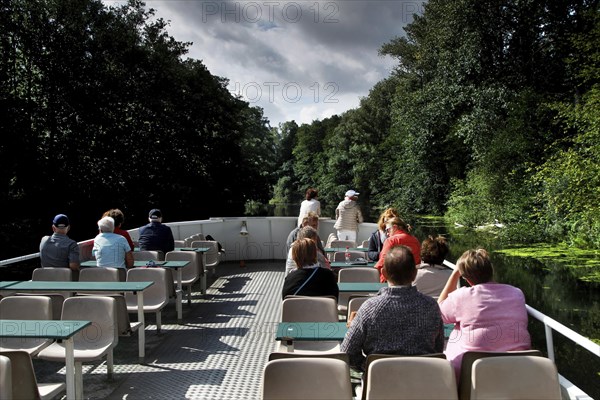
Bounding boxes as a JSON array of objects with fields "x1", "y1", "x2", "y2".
[{"x1": 39, "y1": 213, "x2": 80, "y2": 273}]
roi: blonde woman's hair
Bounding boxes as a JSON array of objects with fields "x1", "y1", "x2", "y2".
[
  {"x1": 377, "y1": 208, "x2": 399, "y2": 231},
  {"x1": 386, "y1": 216, "x2": 409, "y2": 232},
  {"x1": 457, "y1": 248, "x2": 494, "y2": 284},
  {"x1": 292, "y1": 238, "x2": 318, "y2": 268}
]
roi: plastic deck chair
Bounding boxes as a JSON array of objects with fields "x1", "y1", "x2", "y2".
[
  {"x1": 190, "y1": 240, "x2": 221, "y2": 275},
  {"x1": 174, "y1": 240, "x2": 186, "y2": 248},
  {"x1": 280, "y1": 296, "x2": 341, "y2": 353},
  {"x1": 357, "y1": 353, "x2": 447, "y2": 400},
  {"x1": 262, "y1": 357, "x2": 353, "y2": 400},
  {"x1": 332, "y1": 251, "x2": 368, "y2": 262},
  {"x1": 365, "y1": 356, "x2": 457, "y2": 400},
  {"x1": 346, "y1": 295, "x2": 371, "y2": 322},
  {"x1": 125, "y1": 268, "x2": 170, "y2": 333},
  {"x1": 165, "y1": 251, "x2": 203, "y2": 302},
  {"x1": 26, "y1": 267, "x2": 73, "y2": 319},
  {"x1": 458, "y1": 349, "x2": 543, "y2": 400},
  {"x1": 0, "y1": 355, "x2": 11, "y2": 400},
  {"x1": 329, "y1": 240, "x2": 357, "y2": 249},
  {"x1": 0, "y1": 350, "x2": 66, "y2": 400},
  {"x1": 78, "y1": 268, "x2": 142, "y2": 336},
  {"x1": 337, "y1": 267, "x2": 380, "y2": 316},
  {"x1": 0, "y1": 296, "x2": 54, "y2": 356},
  {"x1": 470, "y1": 355, "x2": 561, "y2": 400},
  {"x1": 184, "y1": 233, "x2": 205, "y2": 247},
  {"x1": 36, "y1": 296, "x2": 118, "y2": 397},
  {"x1": 133, "y1": 250, "x2": 163, "y2": 262},
  {"x1": 360, "y1": 239, "x2": 370, "y2": 248}
]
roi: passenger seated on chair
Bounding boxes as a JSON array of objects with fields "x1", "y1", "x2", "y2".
[
  {"x1": 285, "y1": 212, "x2": 326, "y2": 256},
  {"x1": 92, "y1": 216, "x2": 134, "y2": 270},
  {"x1": 413, "y1": 235, "x2": 452, "y2": 298},
  {"x1": 340, "y1": 245, "x2": 444, "y2": 372},
  {"x1": 39, "y1": 214, "x2": 80, "y2": 272},
  {"x1": 438, "y1": 248, "x2": 531, "y2": 380},
  {"x1": 138, "y1": 208, "x2": 175, "y2": 255},
  {"x1": 282, "y1": 238, "x2": 338, "y2": 300},
  {"x1": 285, "y1": 226, "x2": 331, "y2": 275}
]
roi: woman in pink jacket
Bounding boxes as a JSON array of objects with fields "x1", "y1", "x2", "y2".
[{"x1": 438, "y1": 248, "x2": 531, "y2": 381}]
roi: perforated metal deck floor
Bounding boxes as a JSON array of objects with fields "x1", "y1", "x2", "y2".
[{"x1": 35, "y1": 261, "x2": 284, "y2": 400}]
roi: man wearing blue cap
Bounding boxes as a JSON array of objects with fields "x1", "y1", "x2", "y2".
[
  {"x1": 39, "y1": 214, "x2": 80, "y2": 272},
  {"x1": 138, "y1": 208, "x2": 175, "y2": 255}
]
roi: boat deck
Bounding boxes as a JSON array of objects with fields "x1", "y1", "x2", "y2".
[{"x1": 34, "y1": 261, "x2": 285, "y2": 400}]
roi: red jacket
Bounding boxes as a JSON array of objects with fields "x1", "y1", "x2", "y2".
[{"x1": 374, "y1": 231, "x2": 421, "y2": 282}]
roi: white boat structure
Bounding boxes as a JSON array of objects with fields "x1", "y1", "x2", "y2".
[{"x1": 1, "y1": 216, "x2": 598, "y2": 399}]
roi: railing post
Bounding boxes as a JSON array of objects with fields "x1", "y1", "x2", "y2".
[{"x1": 545, "y1": 324, "x2": 555, "y2": 361}]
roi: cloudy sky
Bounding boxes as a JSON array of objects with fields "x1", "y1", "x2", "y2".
[{"x1": 105, "y1": 1, "x2": 424, "y2": 127}]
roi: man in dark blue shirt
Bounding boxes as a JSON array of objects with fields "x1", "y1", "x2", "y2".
[{"x1": 138, "y1": 209, "x2": 175, "y2": 255}]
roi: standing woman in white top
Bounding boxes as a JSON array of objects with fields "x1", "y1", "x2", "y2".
[{"x1": 297, "y1": 188, "x2": 321, "y2": 228}]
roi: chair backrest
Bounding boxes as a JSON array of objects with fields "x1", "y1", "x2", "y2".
[
  {"x1": 338, "y1": 267, "x2": 380, "y2": 283},
  {"x1": 332, "y1": 251, "x2": 367, "y2": 262},
  {"x1": 325, "y1": 233, "x2": 338, "y2": 248},
  {"x1": 165, "y1": 251, "x2": 201, "y2": 283},
  {"x1": 0, "y1": 355, "x2": 11, "y2": 400},
  {"x1": 184, "y1": 234, "x2": 205, "y2": 247},
  {"x1": 346, "y1": 295, "x2": 370, "y2": 321},
  {"x1": 133, "y1": 250, "x2": 162, "y2": 262},
  {"x1": 61, "y1": 296, "x2": 118, "y2": 350},
  {"x1": 0, "y1": 350, "x2": 66, "y2": 400},
  {"x1": 360, "y1": 239, "x2": 370, "y2": 248},
  {"x1": 361, "y1": 353, "x2": 447, "y2": 400},
  {"x1": 281, "y1": 297, "x2": 338, "y2": 322},
  {"x1": 174, "y1": 240, "x2": 186, "y2": 248},
  {"x1": 262, "y1": 357, "x2": 353, "y2": 400},
  {"x1": 365, "y1": 356, "x2": 457, "y2": 400},
  {"x1": 329, "y1": 240, "x2": 357, "y2": 249},
  {"x1": 459, "y1": 349, "x2": 543, "y2": 400},
  {"x1": 0, "y1": 295, "x2": 53, "y2": 320},
  {"x1": 79, "y1": 267, "x2": 120, "y2": 282},
  {"x1": 470, "y1": 356, "x2": 561, "y2": 400},
  {"x1": 268, "y1": 352, "x2": 350, "y2": 363},
  {"x1": 32, "y1": 267, "x2": 72, "y2": 281},
  {"x1": 125, "y1": 267, "x2": 170, "y2": 308},
  {"x1": 190, "y1": 240, "x2": 220, "y2": 266}
]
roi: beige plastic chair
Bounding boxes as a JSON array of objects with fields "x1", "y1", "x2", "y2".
[
  {"x1": 470, "y1": 355, "x2": 561, "y2": 400},
  {"x1": 346, "y1": 295, "x2": 371, "y2": 322},
  {"x1": 26, "y1": 267, "x2": 73, "y2": 319},
  {"x1": 0, "y1": 296, "x2": 54, "y2": 355},
  {"x1": 190, "y1": 240, "x2": 220, "y2": 274},
  {"x1": 174, "y1": 240, "x2": 186, "y2": 247},
  {"x1": 332, "y1": 251, "x2": 368, "y2": 262},
  {"x1": 0, "y1": 354, "x2": 11, "y2": 400},
  {"x1": 78, "y1": 268, "x2": 141, "y2": 336},
  {"x1": 364, "y1": 356, "x2": 457, "y2": 400},
  {"x1": 0, "y1": 350, "x2": 66, "y2": 400},
  {"x1": 329, "y1": 240, "x2": 357, "y2": 249},
  {"x1": 325, "y1": 233, "x2": 338, "y2": 248},
  {"x1": 262, "y1": 357, "x2": 353, "y2": 400},
  {"x1": 268, "y1": 351, "x2": 350, "y2": 363},
  {"x1": 37, "y1": 296, "x2": 118, "y2": 390},
  {"x1": 360, "y1": 239, "x2": 370, "y2": 248},
  {"x1": 133, "y1": 250, "x2": 163, "y2": 262},
  {"x1": 184, "y1": 233, "x2": 205, "y2": 247},
  {"x1": 458, "y1": 349, "x2": 543, "y2": 400},
  {"x1": 280, "y1": 296, "x2": 341, "y2": 353},
  {"x1": 125, "y1": 268, "x2": 170, "y2": 333},
  {"x1": 337, "y1": 267, "x2": 380, "y2": 315},
  {"x1": 165, "y1": 251, "x2": 202, "y2": 302}
]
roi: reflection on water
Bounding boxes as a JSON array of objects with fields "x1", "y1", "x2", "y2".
[{"x1": 412, "y1": 217, "x2": 600, "y2": 398}]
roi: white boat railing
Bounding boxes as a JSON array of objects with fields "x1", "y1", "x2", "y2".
[{"x1": 1, "y1": 217, "x2": 598, "y2": 399}]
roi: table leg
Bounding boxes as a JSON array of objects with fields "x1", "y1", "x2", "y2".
[
  {"x1": 65, "y1": 338, "x2": 76, "y2": 400},
  {"x1": 176, "y1": 268, "x2": 183, "y2": 322},
  {"x1": 137, "y1": 291, "x2": 145, "y2": 363},
  {"x1": 200, "y1": 253, "x2": 207, "y2": 294}
]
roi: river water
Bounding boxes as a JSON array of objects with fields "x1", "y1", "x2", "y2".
[{"x1": 411, "y1": 216, "x2": 600, "y2": 398}]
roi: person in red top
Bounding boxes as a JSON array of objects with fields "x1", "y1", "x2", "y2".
[
  {"x1": 374, "y1": 217, "x2": 421, "y2": 282},
  {"x1": 102, "y1": 208, "x2": 135, "y2": 251}
]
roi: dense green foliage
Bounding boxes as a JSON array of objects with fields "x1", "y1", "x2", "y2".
[
  {"x1": 275, "y1": 0, "x2": 599, "y2": 250},
  {"x1": 1, "y1": 0, "x2": 276, "y2": 258}
]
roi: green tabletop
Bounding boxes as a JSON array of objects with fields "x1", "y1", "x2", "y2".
[
  {"x1": 4, "y1": 280, "x2": 153, "y2": 292},
  {"x1": 175, "y1": 247, "x2": 210, "y2": 253},
  {"x1": 325, "y1": 247, "x2": 368, "y2": 253},
  {"x1": 0, "y1": 319, "x2": 90, "y2": 339},
  {"x1": 276, "y1": 322, "x2": 455, "y2": 341},
  {"x1": 0, "y1": 281, "x2": 19, "y2": 289},
  {"x1": 276, "y1": 322, "x2": 348, "y2": 341},
  {"x1": 80, "y1": 260, "x2": 189, "y2": 268},
  {"x1": 337, "y1": 282, "x2": 386, "y2": 292},
  {"x1": 331, "y1": 262, "x2": 376, "y2": 268}
]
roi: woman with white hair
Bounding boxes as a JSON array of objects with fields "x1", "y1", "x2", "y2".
[{"x1": 92, "y1": 216, "x2": 134, "y2": 269}]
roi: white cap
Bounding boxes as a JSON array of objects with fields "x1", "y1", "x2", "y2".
[{"x1": 345, "y1": 190, "x2": 359, "y2": 197}]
